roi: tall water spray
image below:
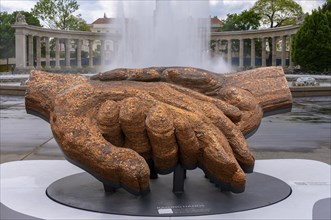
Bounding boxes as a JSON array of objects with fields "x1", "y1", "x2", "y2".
[{"x1": 109, "y1": 1, "x2": 229, "y2": 72}]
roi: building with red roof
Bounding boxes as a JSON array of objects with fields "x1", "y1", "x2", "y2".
[{"x1": 211, "y1": 16, "x2": 223, "y2": 32}]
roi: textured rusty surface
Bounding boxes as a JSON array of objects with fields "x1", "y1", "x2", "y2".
[{"x1": 26, "y1": 66, "x2": 292, "y2": 195}]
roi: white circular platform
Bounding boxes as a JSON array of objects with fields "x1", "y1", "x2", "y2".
[{"x1": 1, "y1": 159, "x2": 330, "y2": 219}]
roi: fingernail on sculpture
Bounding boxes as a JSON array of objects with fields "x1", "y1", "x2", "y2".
[{"x1": 25, "y1": 66, "x2": 292, "y2": 195}]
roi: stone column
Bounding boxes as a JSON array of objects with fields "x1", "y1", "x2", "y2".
[
  {"x1": 77, "y1": 39, "x2": 82, "y2": 68},
  {"x1": 239, "y1": 38, "x2": 244, "y2": 69},
  {"x1": 44, "y1": 37, "x2": 51, "y2": 69},
  {"x1": 55, "y1": 38, "x2": 61, "y2": 69},
  {"x1": 272, "y1": 36, "x2": 277, "y2": 66},
  {"x1": 15, "y1": 29, "x2": 27, "y2": 69},
  {"x1": 289, "y1": 35, "x2": 294, "y2": 68},
  {"x1": 89, "y1": 39, "x2": 94, "y2": 67},
  {"x1": 100, "y1": 40, "x2": 105, "y2": 66},
  {"x1": 36, "y1": 36, "x2": 42, "y2": 69},
  {"x1": 251, "y1": 38, "x2": 256, "y2": 68},
  {"x1": 65, "y1": 38, "x2": 71, "y2": 68},
  {"x1": 28, "y1": 35, "x2": 34, "y2": 68},
  {"x1": 227, "y1": 39, "x2": 232, "y2": 65},
  {"x1": 215, "y1": 39, "x2": 220, "y2": 54},
  {"x1": 261, "y1": 37, "x2": 266, "y2": 67},
  {"x1": 281, "y1": 35, "x2": 287, "y2": 67}
]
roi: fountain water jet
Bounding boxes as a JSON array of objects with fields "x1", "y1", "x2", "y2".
[{"x1": 108, "y1": 0, "x2": 230, "y2": 72}]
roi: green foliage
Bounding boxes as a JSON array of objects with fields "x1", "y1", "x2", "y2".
[
  {"x1": 31, "y1": 0, "x2": 88, "y2": 30},
  {"x1": 292, "y1": 6, "x2": 331, "y2": 71},
  {"x1": 0, "y1": 12, "x2": 15, "y2": 59},
  {"x1": 322, "y1": 0, "x2": 331, "y2": 12},
  {"x1": 221, "y1": 10, "x2": 261, "y2": 31},
  {"x1": 252, "y1": 0, "x2": 303, "y2": 28},
  {"x1": 67, "y1": 16, "x2": 90, "y2": 31},
  {"x1": 0, "y1": 11, "x2": 40, "y2": 59}
]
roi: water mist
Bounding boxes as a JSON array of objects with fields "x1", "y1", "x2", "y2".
[{"x1": 108, "y1": 1, "x2": 230, "y2": 72}]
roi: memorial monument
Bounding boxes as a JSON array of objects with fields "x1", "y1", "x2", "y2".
[
  {"x1": 21, "y1": 1, "x2": 296, "y2": 216},
  {"x1": 26, "y1": 66, "x2": 292, "y2": 197}
]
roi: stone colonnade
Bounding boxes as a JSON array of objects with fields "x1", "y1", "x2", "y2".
[
  {"x1": 211, "y1": 25, "x2": 300, "y2": 69},
  {"x1": 13, "y1": 22, "x2": 118, "y2": 70},
  {"x1": 13, "y1": 22, "x2": 300, "y2": 70}
]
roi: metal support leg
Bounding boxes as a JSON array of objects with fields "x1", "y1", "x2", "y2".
[{"x1": 173, "y1": 165, "x2": 186, "y2": 194}]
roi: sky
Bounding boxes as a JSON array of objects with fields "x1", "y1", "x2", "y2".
[{"x1": 0, "y1": 0, "x2": 326, "y2": 24}]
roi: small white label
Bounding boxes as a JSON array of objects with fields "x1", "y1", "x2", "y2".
[
  {"x1": 158, "y1": 208, "x2": 173, "y2": 214},
  {"x1": 293, "y1": 181, "x2": 331, "y2": 186}
]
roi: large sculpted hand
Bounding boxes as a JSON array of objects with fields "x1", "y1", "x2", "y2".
[
  {"x1": 92, "y1": 67, "x2": 293, "y2": 137},
  {"x1": 26, "y1": 67, "x2": 292, "y2": 196}
]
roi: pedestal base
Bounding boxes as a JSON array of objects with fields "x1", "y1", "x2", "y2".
[
  {"x1": 1, "y1": 159, "x2": 330, "y2": 219},
  {"x1": 46, "y1": 170, "x2": 291, "y2": 217}
]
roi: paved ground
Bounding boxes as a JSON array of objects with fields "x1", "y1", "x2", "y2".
[{"x1": 1, "y1": 95, "x2": 330, "y2": 165}]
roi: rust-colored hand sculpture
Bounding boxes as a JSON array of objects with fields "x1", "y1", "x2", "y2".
[{"x1": 26, "y1": 66, "x2": 292, "y2": 196}]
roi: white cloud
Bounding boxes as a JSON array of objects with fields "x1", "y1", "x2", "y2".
[
  {"x1": 296, "y1": 0, "x2": 326, "y2": 13},
  {"x1": 76, "y1": 1, "x2": 114, "y2": 23},
  {"x1": 0, "y1": 0, "x2": 37, "y2": 13},
  {"x1": 0, "y1": 0, "x2": 326, "y2": 23},
  {"x1": 209, "y1": 0, "x2": 325, "y2": 19}
]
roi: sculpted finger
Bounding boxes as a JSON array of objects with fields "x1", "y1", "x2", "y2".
[
  {"x1": 162, "y1": 67, "x2": 221, "y2": 94},
  {"x1": 51, "y1": 105, "x2": 150, "y2": 195},
  {"x1": 173, "y1": 116, "x2": 200, "y2": 169},
  {"x1": 119, "y1": 97, "x2": 151, "y2": 160},
  {"x1": 146, "y1": 105, "x2": 178, "y2": 174},
  {"x1": 167, "y1": 84, "x2": 242, "y2": 122},
  {"x1": 195, "y1": 124, "x2": 246, "y2": 192},
  {"x1": 218, "y1": 87, "x2": 263, "y2": 136},
  {"x1": 115, "y1": 148, "x2": 151, "y2": 195},
  {"x1": 93, "y1": 67, "x2": 221, "y2": 94},
  {"x1": 201, "y1": 103, "x2": 255, "y2": 173},
  {"x1": 92, "y1": 68, "x2": 163, "y2": 82},
  {"x1": 97, "y1": 100, "x2": 124, "y2": 147}
]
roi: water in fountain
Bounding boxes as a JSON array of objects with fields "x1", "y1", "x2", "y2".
[{"x1": 108, "y1": 1, "x2": 230, "y2": 72}]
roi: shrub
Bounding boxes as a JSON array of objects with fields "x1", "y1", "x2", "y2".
[{"x1": 292, "y1": 4, "x2": 331, "y2": 71}]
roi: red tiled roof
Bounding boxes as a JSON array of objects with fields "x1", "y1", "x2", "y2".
[
  {"x1": 211, "y1": 17, "x2": 222, "y2": 24},
  {"x1": 92, "y1": 18, "x2": 112, "y2": 25}
]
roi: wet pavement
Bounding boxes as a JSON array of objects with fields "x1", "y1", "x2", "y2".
[{"x1": 0, "y1": 95, "x2": 330, "y2": 164}]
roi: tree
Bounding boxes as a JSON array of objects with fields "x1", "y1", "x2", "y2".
[
  {"x1": 322, "y1": 0, "x2": 331, "y2": 12},
  {"x1": 0, "y1": 11, "x2": 40, "y2": 70},
  {"x1": 292, "y1": 5, "x2": 331, "y2": 71},
  {"x1": 67, "y1": 15, "x2": 90, "y2": 31},
  {"x1": 31, "y1": 0, "x2": 88, "y2": 31},
  {"x1": 0, "y1": 12, "x2": 15, "y2": 61},
  {"x1": 252, "y1": 0, "x2": 303, "y2": 28},
  {"x1": 221, "y1": 10, "x2": 261, "y2": 31}
]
